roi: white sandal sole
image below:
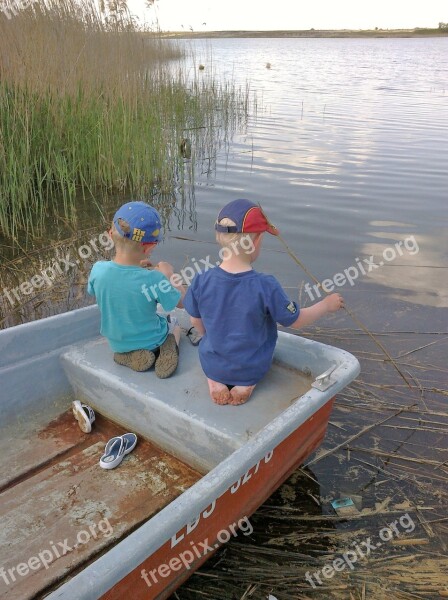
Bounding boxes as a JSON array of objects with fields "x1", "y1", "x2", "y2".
[{"x1": 72, "y1": 400, "x2": 95, "y2": 433}]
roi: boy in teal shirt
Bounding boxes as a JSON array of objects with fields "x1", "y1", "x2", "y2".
[{"x1": 88, "y1": 201, "x2": 185, "y2": 378}]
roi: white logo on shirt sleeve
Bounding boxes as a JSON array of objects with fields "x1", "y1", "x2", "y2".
[{"x1": 286, "y1": 301, "x2": 297, "y2": 314}]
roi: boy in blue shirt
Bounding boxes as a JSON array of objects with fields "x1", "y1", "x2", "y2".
[
  {"x1": 88, "y1": 201, "x2": 185, "y2": 379},
  {"x1": 183, "y1": 199, "x2": 344, "y2": 405}
]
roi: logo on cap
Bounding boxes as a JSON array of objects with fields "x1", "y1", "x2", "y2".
[{"x1": 132, "y1": 228, "x2": 145, "y2": 242}]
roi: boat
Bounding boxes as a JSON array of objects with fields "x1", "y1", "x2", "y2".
[{"x1": 0, "y1": 305, "x2": 360, "y2": 600}]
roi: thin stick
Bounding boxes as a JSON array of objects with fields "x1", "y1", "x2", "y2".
[
  {"x1": 305, "y1": 403, "x2": 416, "y2": 466},
  {"x1": 396, "y1": 339, "x2": 445, "y2": 358},
  {"x1": 274, "y1": 231, "x2": 415, "y2": 391}
]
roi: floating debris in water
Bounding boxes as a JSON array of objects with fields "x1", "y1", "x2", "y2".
[
  {"x1": 198, "y1": 64, "x2": 205, "y2": 70},
  {"x1": 331, "y1": 496, "x2": 361, "y2": 516},
  {"x1": 180, "y1": 137, "x2": 192, "y2": 159},
  {"x1": 265, "y1": 62, "x2": 271, "y2": 69}
]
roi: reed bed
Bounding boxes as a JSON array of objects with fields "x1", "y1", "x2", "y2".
[{"x1": 0, "y1": 0, "x2": 250, "y2": 241}]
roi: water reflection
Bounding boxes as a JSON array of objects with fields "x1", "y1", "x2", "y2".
[
  {"x1": 184, "y1": 37, "x2": 448, "y2": 312},
  {"x1": 362, "y1": 229, "x2": 448, "y2": 308}
]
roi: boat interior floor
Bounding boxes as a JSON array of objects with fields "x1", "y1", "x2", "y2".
[{"x1": 0, "y1": 408, "x2": 200, "y2": 600}]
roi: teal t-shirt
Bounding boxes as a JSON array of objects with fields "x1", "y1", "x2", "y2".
[{"x1": 87, "y1": 261, "x2": 181, "y2": 353}]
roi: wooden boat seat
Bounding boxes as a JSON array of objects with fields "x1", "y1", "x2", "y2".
[{"x1": 61, "y1": 334, "x2": 313, "y2": 472}]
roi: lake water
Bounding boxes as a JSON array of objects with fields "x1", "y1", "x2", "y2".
[{"x1": 163, "y1": 37, "x2": 448, "y2": 320}]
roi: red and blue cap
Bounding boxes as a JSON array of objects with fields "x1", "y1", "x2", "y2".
[
  {"x1": 113, "y1": 201, "x2": 162, "y2": 244},
  {"x1": 215, "y1": 199, "x2": 279, "y2": 236}
]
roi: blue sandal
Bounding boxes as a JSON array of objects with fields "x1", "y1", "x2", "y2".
[{"x1": 100, "y1": 433, "x2": 137, "y2": 470}]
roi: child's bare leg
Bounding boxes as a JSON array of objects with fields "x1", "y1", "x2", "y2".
[
  {"x1": 229, "y1": 385, "x2": 256, "y2": 406},
  {"x1": 207, "y1": 378, "x2": 231, "y2": 405},
  {"x1": 172, "y1": 324, "x2": 181, "y2": 346}
]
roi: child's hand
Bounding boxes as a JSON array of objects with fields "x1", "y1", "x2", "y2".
[
  {"x1": 140, "y1": 258, "x2": 153, "y2": 268},
  {"x1": 323, "y1": 293, "x2": 345, "y2": 313},
  {"x1": 291, "y1": 292, "x2": 344, "y2": 329},
  {"x1": 154, "y1": 261, "x2": 174, "y2": 279}
]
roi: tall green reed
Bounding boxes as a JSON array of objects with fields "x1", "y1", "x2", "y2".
[{"x1": 0, "y1": 0, "x2": 250, "y2": 242}]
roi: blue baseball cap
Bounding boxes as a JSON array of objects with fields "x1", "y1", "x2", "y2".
[
  {"x1": 215, "y1": 199, "x2": 279, "y2": 236},
  {"x1": 113, "y1": 201, "x2": 162, "y2": 243}
]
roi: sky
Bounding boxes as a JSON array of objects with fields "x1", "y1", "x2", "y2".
[{"x1": 128, "y1": 0, "x2": 447, "y2": 31}]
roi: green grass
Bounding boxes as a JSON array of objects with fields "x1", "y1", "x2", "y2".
[{"x1": 0, "y1": 1, "x2": 250, "y2": 242}]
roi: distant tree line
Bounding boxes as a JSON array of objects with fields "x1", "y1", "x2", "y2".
[{"x1": 439, "y1": 22, "x2": 448, "y2": 30}]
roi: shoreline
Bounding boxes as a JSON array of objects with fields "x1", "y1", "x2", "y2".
[{"x1": 159, "y1": 28, "x2": 448, "y2": 39}]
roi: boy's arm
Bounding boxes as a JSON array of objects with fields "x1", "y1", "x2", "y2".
[
  {"x1": 174, "y1": 286, "x2": 186, "y2": 309},
  {"x1": 171, "y1": 278, "x2": 186, "y2": 309},
  {"x1": 290, "y1": 293, "x2": 344, "y2": 329},
  {"x1": 190, "y1": 317, "x2": 205, "y2": 335},
  {"x1": 154, "y1": 261, "x2": 185, "y2": 308},
  {"x1": 183, "y1": 276, "x2": 204, "y2": 334}
]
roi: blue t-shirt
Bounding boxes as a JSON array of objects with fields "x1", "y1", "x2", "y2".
[
  {"x1": 87, "y1": 261, "x2": 181, "y2": 353},
  {"x1": 183, "y1": 267, "x2": 300, "y2": 386}
]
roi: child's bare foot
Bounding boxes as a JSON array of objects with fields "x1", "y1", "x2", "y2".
[
  {"x1": 207, "y1": 379, "x2": 231, "y2": 405},
  {"x1": 229, "y1": 385, "x2": 255, "y2": 406}
]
